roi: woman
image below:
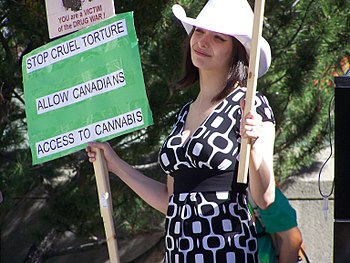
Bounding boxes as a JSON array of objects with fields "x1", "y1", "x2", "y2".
[{"x1": 86, "y1": 0, "x2": 276, "y2": 262}]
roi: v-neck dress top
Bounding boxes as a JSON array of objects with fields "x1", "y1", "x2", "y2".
[{"x1": 159, "y1": 87, "x2": 275, "y2": 263}]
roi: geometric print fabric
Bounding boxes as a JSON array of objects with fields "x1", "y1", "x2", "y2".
[
  {"x1": 159, "y1": 87, "x2": 275, "y2": 175},
  {"x1": 164, "y1": 191, "x2": 259, "y2": 262},
  {"x1": 159, "y1": 87, "x2": 275, "y2": 262}
]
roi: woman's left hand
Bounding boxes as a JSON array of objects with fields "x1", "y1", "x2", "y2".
[{"x1": 240, "y1": 99, "x2": 263, "y2": 142}]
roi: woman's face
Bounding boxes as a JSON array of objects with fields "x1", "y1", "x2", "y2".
[{"x1": 190, "y1": 27, "x2": 233, "y2": 72}]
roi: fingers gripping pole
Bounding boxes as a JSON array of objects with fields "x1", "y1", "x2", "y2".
[
  {"x1": 237, "y1": 0, "x2": 266, "y2": 184},
  {"x1": 93, "y1": 147, "x2": 120, "y2": 263}
]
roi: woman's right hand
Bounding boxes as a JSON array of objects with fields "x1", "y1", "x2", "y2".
[
  {"x1": 86, "y1": 141, "x2": 119, "y2": 172},
  {"x1": 87, "y1": 143, "x2": 170, "y2": 214}
]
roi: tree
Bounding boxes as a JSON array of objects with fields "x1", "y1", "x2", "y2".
[
  {"x1": 261, "y1": 0, "x2": 349, "y2": 179},
  {"x1": 1, "y1": 0, "x2": 349, "y2": 260},
  {"x1": 0, "y1": 0, "x2": 49, "y2": 211}
]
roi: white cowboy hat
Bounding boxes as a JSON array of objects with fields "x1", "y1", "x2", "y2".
[{"x1": 172, "y1": 0, "x2": 271, "y2": 77}]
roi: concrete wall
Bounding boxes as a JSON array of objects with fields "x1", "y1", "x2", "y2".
[{"x1": 282, "y1": 150, "x2": 334, "y2": 263}]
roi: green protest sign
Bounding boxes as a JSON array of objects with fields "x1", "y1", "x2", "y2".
[{"x1": 23, "y1": 12, "x2": 153, "y2": 165}]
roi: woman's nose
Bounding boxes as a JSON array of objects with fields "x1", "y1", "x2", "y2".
[{"x1": 198, "y1": 35, "x2": 209, "y2": 48}]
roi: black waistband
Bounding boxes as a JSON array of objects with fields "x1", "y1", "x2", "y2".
[{"x1": 172, "y1": 169, "x2": 247, "y2": 194}]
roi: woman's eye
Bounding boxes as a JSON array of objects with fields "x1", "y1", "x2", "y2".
[{"x1": 215, "y1": 35, "x2": 226, "y2": 41}]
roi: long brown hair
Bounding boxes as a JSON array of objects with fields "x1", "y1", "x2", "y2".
[{"x1": 175, "y1": 29, "x2": 249, "y2": 102}]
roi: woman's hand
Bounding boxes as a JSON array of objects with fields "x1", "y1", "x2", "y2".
[
  {"x1": 86, "y1": 142, "x2": 170, "y2": 214},
  {"x1": 86, "y1": 141, "x2": 119, "y2": 172},
  {"x1": 240, "y1": 98, "x2": 276, "y2": 208},
  {"x1": 240, "y1": 99, "x2": 263, "y2": 143}
]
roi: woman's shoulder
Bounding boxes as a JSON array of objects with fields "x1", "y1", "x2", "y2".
[
  {"x1": 225, "y1": 86, "x2": 275, "y2": 122},
  {"x1": 226, "y1": 87, "x2": 246, "y2": 103}
]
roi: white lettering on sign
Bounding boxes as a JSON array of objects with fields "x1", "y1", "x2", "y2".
[
  {"x1": 36, "y1": 69, "x2": 126, "y2": 114},
  {"x1": 26, "y1": 19, "x2": 128, "y2": 73},
  {"x1": 36, "y1": 108, "x2": 144, "y2": 158}
]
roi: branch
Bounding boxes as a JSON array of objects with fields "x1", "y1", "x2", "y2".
[
  {"x1": 44, "y1": 238, "x2": 107, "y2": 259},
  {"x1": 23, "y1": 229, "x2": 57, "y2": 263},
  {"x1": 9, "y1": 0, "x2": 47, "y2": 21},
  {"x1": 271, "y1": 0, "x2": 317, "y2": 58},
  {"x1": 0, "y1": 25, "x2": 11, "y2": 56},
  {"x1": 115, "y1": 132, "x2": 147, "y2": 148},
  {"x1": 284, "y1": 0, "x2": 316, "y2": 49},
  {"x1": 11, "y1": 88, "x2": 25, "y2": 105}
]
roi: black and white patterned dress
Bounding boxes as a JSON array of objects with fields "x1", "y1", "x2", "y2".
[{"x1": 159, "y1": 87, "x2": 275, "y2": 263}]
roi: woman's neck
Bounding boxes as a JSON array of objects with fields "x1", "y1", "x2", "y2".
[{"x1": 197, "y1": 69, "x2": 228, "y2": 103}]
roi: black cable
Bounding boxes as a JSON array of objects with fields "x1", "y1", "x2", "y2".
[
  {"x1": 300, "y1": 245, "x2": 311, "y2": 263},
  {"x1": 318, "y1": 94, "x2": 335, "y2": 198}
]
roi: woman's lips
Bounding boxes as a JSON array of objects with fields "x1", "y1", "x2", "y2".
[{"x1": 193, "y1": 49, "x2": 211, "y2": 57}]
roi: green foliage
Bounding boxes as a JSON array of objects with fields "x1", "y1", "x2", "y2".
[
  {"x1": 1, "y1": 0, "x2": 349, "y2": 251},
  {"x1": 43, "y1": 174, "x2": 102, "y2": 236},
  {"x1": 260, "y1": 0, "x2": 347, "y2": 179},
  {"x1": 0, "y1": 0, "x2": 49, "y2": 204}
]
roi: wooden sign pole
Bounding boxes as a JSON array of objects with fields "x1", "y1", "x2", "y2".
[
  {"x1": 93, "y1": 148, "x2": 120, "y2": 263},
  {"x1": 237, "y1": 0, "x2": 266, "y2": 184}
]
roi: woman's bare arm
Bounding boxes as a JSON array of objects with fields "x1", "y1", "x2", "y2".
[{"x1": 87, "y1": 142, "x2": 173, "y2": 214}]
